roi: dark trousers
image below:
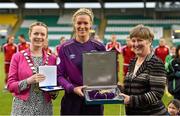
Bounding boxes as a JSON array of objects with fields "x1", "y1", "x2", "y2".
[
  {"x1": 4, "y1": 64, "x2": 10, "y2": 84},
  {"x1": 61, "y1": 92, "x2": 104, "y2": 115}
]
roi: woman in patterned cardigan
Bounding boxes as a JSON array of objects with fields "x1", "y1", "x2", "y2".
[
  {"x1": 7, "y1": 22, "x2": 57, "y2": 115},
  {"x1": 120, "y1": 24, "x2": 167, "y2": 115}
]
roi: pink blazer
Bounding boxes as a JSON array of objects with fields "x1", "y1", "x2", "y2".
[{"x1": 7, "y1": 49, "x2": 57, "y2": 102}]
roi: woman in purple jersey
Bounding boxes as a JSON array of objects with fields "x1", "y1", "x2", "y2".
[{"x1": 57, "y1": 8, "x2": 106, "y2": 115}]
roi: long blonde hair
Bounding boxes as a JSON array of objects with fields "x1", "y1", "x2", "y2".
[
  {"x1": 72, "y1": 8, "x2": 94, "y2": 25},
  {"x1": 71, "y1": 8, "x2": 94, "y2": 38}
]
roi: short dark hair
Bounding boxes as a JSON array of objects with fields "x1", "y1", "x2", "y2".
[
  {"x1": 168, "y1": 99, "x2": 180, "y2": 109},
  {"x1": 130, "y1": 24, "x2": 154, "y2": 42},
  {"x1": 19, "y1": 34, "x2": 25, "y2": 39}
]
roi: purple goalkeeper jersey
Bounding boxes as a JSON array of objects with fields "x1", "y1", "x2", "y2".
[{"x1": 57, "y1": 38, "x2": 106, "y2": 93}]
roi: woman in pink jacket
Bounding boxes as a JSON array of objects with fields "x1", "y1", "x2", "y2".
[{"x1": 7, "y1": 22, "x2": 56, "y2": 115}]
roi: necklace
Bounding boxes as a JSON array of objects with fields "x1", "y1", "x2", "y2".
[
  {"x1": 136, "y1": 63, "x2": 141, "y2": 66},
  {"x1": 133, "y1": 63, "x2": 141, "y2": 76},
  {"x1": 21, "y1": 50, "x2": 49, "y2": 93}
]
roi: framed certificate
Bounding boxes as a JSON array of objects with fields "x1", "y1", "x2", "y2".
[
  {"x1": 38, "y1": 65, "x2": 63, "y2": 91},
  {"x1": 83, "y1": 51, "x2": 117, "y2": 87}
]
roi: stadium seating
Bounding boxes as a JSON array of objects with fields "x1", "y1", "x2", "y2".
[
  {"x1": 15, "y1": 15, "x2": 100, "y2": 51},
  {"x1": 16, "y1": 15, "x2": 72, "y2": 49},
  {"x1": 0, "y1": 14, "x2": 18, "y2": 46},
  {"x1": 104, "y1": 15, "x2": 180, "y2": 47}
]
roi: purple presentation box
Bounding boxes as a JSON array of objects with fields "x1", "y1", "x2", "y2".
[{"x1": 82, "y1": 51, "x2": 124, "y2": 104}]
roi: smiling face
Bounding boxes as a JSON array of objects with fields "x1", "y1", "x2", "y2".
[
  {"x1": 168, "y1": 103, "x2": 179, "y2": 116},
  {"x1": 129, "y1": 25, "x2": 154, "y2": 57},
  {"x1": 74, "y1": 14, "x2": 92, "y2": 41},
  {"x1": 29, "y1": 25, "x2": 47, "y2": 48},
  {"x1": 131, "y1": 37, "x2": 151, "y2": 57}
]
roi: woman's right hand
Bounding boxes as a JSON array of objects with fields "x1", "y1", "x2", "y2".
[
  {"x1": 73, "y1": 86, "x2": 86, "y2": 97},
  {"x1": 119, "y1": 93, "x2": 130, "y2": 105},
  {"x1": 27, "y1": 73, "x2": 45, "y2": 84}
]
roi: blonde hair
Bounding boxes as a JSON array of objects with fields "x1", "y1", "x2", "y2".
[
  {"x1": 129, "y1": 24, "x2": 154, "y2": 42},
  {"x1": 28, "y1": 21, "x2": 48, "y2": 38},
  {"x1": 72, "y1": 8, "x2": 94, "y2": 25}
]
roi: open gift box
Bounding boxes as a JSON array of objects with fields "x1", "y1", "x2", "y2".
[{"x1": 82, "y1": 51, "x2": 124, "y2": 104}]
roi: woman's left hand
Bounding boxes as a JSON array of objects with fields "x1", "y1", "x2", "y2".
[
  {"x1": 73, "y1": 86, "x2": 86, "y2": 97},
  {"x1": 119, "y1": 93, "x2": 130, "y2": 105}
]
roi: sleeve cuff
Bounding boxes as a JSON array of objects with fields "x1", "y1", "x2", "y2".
[
  {"x1": 129, "y1": 95, "x2": 134, "y2": 107},
  {"x1": 66, "y1": 84, "x2": 75, "y2": 93},
  {"x1": 18, "y1": 79, "x2": 28, "y2": 92}
]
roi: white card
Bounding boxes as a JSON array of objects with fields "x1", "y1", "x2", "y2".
[
  {"x1": 39, "y1": 65, "x2": 57, "y2": 87},
  {"x1": 40, "y1": 86, "x2": 64, "y2": 91}
]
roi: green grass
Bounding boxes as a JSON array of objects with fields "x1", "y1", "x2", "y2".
[{"x1": 0, "y1": 52, "x2": 173, "y2": 115}]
